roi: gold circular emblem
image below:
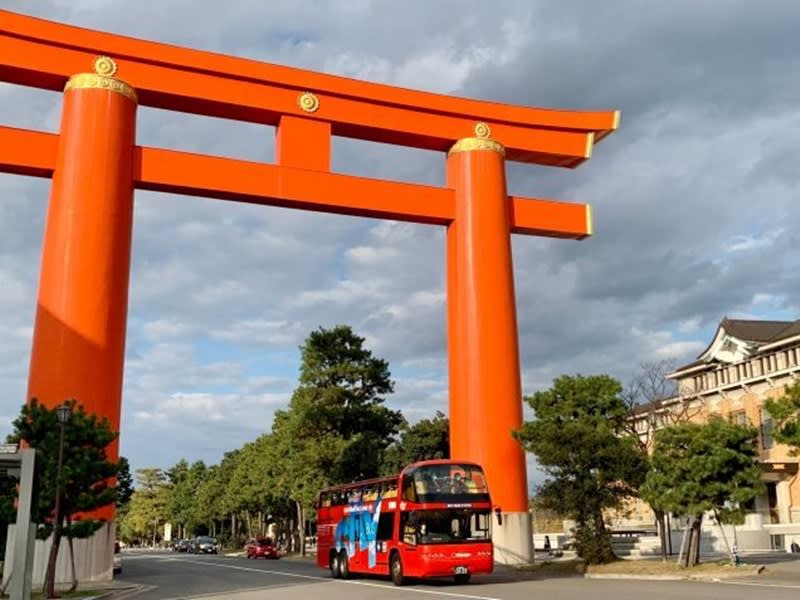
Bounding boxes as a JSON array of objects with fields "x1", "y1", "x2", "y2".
[
  {"x1": 93, "y1": 56, "x2": 118, "y2": 77},
  {"x1": 474, "y1": 122, "x2": 491, "y2": 138},
  {"x1": 298, "y1": 92, "x2": 320, "y2": 113}
]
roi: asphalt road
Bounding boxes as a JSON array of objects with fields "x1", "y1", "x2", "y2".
[{"x1": 114, "y1": 551, "x2": 800, "y2": 600}]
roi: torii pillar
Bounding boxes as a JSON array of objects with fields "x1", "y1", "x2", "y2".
[
  {"x1": 446, "y1": 132, "x2": 533, "y2": 562},
  {"x1": 0, "y1": 10, "x2": 618, "y2": 572}
]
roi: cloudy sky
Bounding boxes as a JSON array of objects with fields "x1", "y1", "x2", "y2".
[{"x1": 1, "y1": 1, "x2": 799, "y2": 486}]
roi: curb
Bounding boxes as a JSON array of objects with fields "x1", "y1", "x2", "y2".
[
  {"x1": 584, "y1": 564, "x2": 766, "y2": 582},
  {"x1": 585, "y1": 573, "x2": 684, "y2": 580}
]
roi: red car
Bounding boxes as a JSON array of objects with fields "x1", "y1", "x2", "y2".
[{"x1": 246, "y1": 538, "x2": 279, "y2": 559}]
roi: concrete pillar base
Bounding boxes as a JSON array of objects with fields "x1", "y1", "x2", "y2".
[
  {"x1": 3, "y1": 522, "x2": 115, "y2": 587},
  {"x1": 493, "y1": 511, "x2": 534, "y2": 565}
]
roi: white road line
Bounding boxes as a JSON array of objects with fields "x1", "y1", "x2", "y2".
[
  {"x1": 109, "y1": 584, "x2": 157, "y2": 599},
  {"x1": 173, "y1": 557, "x2": 503, "y2": 600},
  {"x1": 717, "y1": 580, "x2": 800, "y2": 590}
]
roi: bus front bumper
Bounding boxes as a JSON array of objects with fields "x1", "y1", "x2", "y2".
[{"x1": 417, "y1": 547, "x2": 493, "y2": 578}]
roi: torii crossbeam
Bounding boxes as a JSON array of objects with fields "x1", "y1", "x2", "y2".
[{"x1": 0, "y1": 10, "x2": 618, "y2": 565}]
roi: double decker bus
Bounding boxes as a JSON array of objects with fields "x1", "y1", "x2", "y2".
[{"x1": 316, "y1": 460, "x2": 496, "y2": 586}]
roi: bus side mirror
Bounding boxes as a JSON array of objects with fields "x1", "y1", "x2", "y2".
[{"x1": 495, "y1": 507, "x2": 502, "y2": 526}]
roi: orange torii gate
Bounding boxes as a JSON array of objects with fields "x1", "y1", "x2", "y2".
[{"x1": 0, "y1": 11, "x2": 617, "y2": 564}]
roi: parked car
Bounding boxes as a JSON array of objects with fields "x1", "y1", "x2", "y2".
[
  {"x1": 246, "y1": 538, "x2": 279, "y2": 559},
  {"x1": 171, "y1": 539, "x2": 190, "y2": 552},
  {"x1": 189, "y1": 536, "x2": 218, "y2": 554}
]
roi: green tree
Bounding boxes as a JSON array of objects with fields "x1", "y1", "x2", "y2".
[
  {"x1": 132, "y1": 468, "x2": 168, "y2": 546},
  {"x1": 765, "y1": 381, "x2": 800, "y2": 453},
  {"x1": 225, "y1": 436, "x2": 287, "y2": 541},
  {"x1": 196, "y1": 451, "x2": 240, "y2": 542},
  {"x1": 0, "y1": 476, "x2": 16, "y2": 559},
  {"x1": 382, "y1": 411, "x2": 449, "y2": 474},
  {"x1": 165, "y1": 459, "x2": 209, "y2": 538},
  {"x1": 621, "y1": 360, "x2": 694, "y2": 560},
  {"x1": 12, "y1": 398, "x2": 119, "y2": 596},
  {"x1": 640, "y1": 418, "x2": 763, "y2": 566},
  {"x1": 272, "y1": 325, "x2": 403, "y2": 555},
  {"x1": 515, "y1": 374, "x2": 647, "y2": 564},
  {"x1": 116, "y1": 456, "x2": 135, "y2": 508}
]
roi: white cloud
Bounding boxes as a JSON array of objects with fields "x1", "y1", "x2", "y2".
[
  {"x1": 2, "y1": 0, "x2": 799, "y2": 480},
  {"x1": 678, "y1": 317, "x2": 702, "y2": 333}
]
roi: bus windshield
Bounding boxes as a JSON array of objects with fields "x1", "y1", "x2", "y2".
[
  {"x1": 406, "y1": 463, "x2": 490, "y2": 503},
  {"x1": 402, "y1": 509, "x2": 491, "y2": 545}
]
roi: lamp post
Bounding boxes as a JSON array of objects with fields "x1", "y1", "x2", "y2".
[
  {"x1": 54, "y1": 403, "x2": 72, "y2": 524},
  {"x1": 44, "y1": 401, "x2": 72, "y2": 598}
]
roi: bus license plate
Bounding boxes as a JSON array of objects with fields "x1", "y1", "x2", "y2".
[{"x1": 454, "y1": 566, "x2": 468, "y2": 575}]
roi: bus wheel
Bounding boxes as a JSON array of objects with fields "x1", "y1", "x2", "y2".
[
  {"x1": 338, "y1": 550, "x2": 351, "y2": 579},
  {"x1": 390, "y1": 553, "x2": 406, "y2": 586},
  {"x1": 454, "y1": 573, "x2": 471, "y2": 585},
  {"x1": 329, "y1": 552, "x2": 341, "y2": 578}
]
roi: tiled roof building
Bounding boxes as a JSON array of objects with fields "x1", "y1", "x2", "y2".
[{"x1": 626, "y1": 317, "x2": 800, "y2": 552}]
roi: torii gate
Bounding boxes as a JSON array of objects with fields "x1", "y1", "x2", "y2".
[{"x1": 0, "y1": 11, "x2": 617, "y2": 564}]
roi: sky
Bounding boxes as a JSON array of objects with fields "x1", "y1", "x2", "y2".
[{"x1": 1, "y1": 1, "x2": 799, "y2": 488}]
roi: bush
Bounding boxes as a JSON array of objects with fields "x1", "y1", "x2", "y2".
[{"x1": 573, "y1": 525, "x2": 616, "y2": 565}]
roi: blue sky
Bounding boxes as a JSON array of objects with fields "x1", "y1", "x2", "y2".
[{"x1": 2, "y1": 1, "x2": 800, "y2": 491}]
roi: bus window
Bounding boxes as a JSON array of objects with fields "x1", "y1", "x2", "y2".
[
  {"x1": 400, "y1": 512, "x2": 418, "y2": 545},
  {"x1": 402, "y1": 476, "x2": 417, "y2": 502},
  {"x1": 410, "y1": 464, "x2": 490, "y2": 503},
  {"x1": 383, "y1": 483, "x2": 398, "y2": 498},
  {"x1": 377, "y1": 513, "x2": 394, "y2": 542}
]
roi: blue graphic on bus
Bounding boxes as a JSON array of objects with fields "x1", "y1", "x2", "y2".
[{"x1": 334, "y1": 494, "x2": 382, "y2": 568}]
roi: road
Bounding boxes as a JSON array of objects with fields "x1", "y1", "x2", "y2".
[{"x1": 114, "y1": 551, "x2": 800, "y2": 600}]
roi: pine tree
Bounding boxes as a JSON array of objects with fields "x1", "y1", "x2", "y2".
[
  {"x1": 515, "y1": 374, "x2": 647, "y2": 564},
  {"x1": 12, "y1": 398, "x2": 119, "y2": 596},
  {"x1": 640, "y1": 418, "x2": 763, "y2": 566}
]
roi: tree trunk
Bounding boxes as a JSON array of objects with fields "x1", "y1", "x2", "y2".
[
  {"x1": 655, "y1": 510, "x2": 667, "y2": 560},
  {"x1": 67, "y1": 534, "x2": 78, "y2": 593},
  {"x1": 0, "y1": 567, "x2": 12, "y2": 596},
  {"x1": 66, "y1": 518, "x2": 78, "y2": 593},
  {"x1": 231, "y1": 514, "x2": 237, "y2": 548},
  {"x1": 713, "y1": 509, "x2": 735, "y2": 565},
  {"x1": 688, "y1": 516, "x2": 702, "y2": 566},
  {"x1": 676, "y1": 518, "x2": 690, "y2": 567},
  {"x1": 245, "y1": 511, "x2": 253, "y2": 541},
  {"x1": 296, "y1": 501, "x2": 306, "y2": 557},
  {"x1": 43, "y1": 526, "x2": 63, "y2": 598}
]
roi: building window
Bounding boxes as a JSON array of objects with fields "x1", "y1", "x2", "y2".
[
  {"x1": 760, "y1": 408, "x2": 774, "y2": 450},
  {"x1": 731, "y1": 410, "x2": 748, "y2": 426}
]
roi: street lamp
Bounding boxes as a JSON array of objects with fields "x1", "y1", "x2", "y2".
[
  {"x1": 54, "y1": 402, "x2": 72, "y2": 529},
  {"x1": 45, "y1": 401, "x2": 72, "y2": 598}
]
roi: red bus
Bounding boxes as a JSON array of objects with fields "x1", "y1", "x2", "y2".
[{"x1": 316, "y1": 460, "x2": 497, "y2": 586}]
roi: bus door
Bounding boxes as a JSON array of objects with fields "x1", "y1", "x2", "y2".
[{"x1": 374, "y1": 511, "x2": 394, "y2": 570}]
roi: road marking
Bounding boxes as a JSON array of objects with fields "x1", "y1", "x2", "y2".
[
  {"x1": 716, "y1": 580, "x2": 800, "y2": 590},
  {"x1": 108, "y1": 584, "x2": 157, "y2": 598},
  {"x1": 173, "y1": 557, "x2": 503, "y2": 600}
]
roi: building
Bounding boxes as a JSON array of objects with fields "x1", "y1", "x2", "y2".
[{"x1": 626, "y1": 317, "x2": 800, "y2": 552}]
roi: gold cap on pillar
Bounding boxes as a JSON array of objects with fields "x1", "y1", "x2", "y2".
[
  {"x1": 448, "y1": 121, "x2": 505, "y2": 157},
  {"x1": 64, "y1": 56, "x2": 138, "y2": 103}
]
